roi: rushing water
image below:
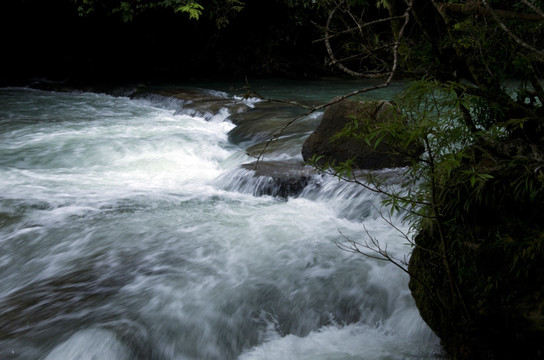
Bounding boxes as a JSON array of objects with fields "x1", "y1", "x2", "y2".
[{"x1": 0, "y1": 80, "x2": 442, "y2": 360}]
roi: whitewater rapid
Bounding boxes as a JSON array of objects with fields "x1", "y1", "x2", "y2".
[{"x1": 0, "y1": 85, "x2": 442, "y2": 359}]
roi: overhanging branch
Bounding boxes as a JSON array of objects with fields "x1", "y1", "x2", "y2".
[
  {"x1": 436, "y1": 2, "x2": 544, "y2": 21},
  {"x1": 481, "y1": 0, "x2": 544, "y2": 57}
]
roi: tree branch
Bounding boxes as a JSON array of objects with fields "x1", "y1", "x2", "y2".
[
  {"x1": 312, "y1": 16, "x2": 406, "y2": 44},
  {"x1": 436, "y1": 2, "x2": 544, "y2": 22},
  {"x1": 481, "y1": 0, "x2": 544, "y2": 57},
  {"x1": 248, "y1": 0, "x2": 414, "y2": 165},
  {"x1": 335, "y1": 225, "x2": 439, "y2": 302},
  {"x1": 521, "y1": 0, "x2": 544, "y2": 18},
  {"x1": 324, "y1": 0, "x2": 412, "y2": 79}
]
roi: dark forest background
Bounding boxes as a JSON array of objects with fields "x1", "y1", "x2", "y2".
[{"x1": 1, "y1": 0, "x2": 329, "y2": 86}]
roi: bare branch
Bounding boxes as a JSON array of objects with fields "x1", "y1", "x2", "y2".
[
  {"x1": 323, "y1": 0, "x2": 412, "y2": 79},
  {"x1": 251, "y1": 0, "x2": 414, "y2": 164},
  {"x1": 241, "y1": 79, "x2": 313, "y2": 110},
  {"x1": 373, "y1": 202, "x2": 443, "y2": 257},
  {"x1": 335, "y1": 225, "x2": 436, "y2": 296},
  {"x1": 389, "y1": 0, "x2": 413, "y2": 80},
  {"x1": 345, "y1": 3, "x2": 365, "y2": 39},
  {"x1": 247, "y1": 0, "x2": 414, "y2": 167},
  {"x1": 481, "y1": 0, "x2": 544, "y2": 57},
  {"x1": 312, "y1": 16, "x2": 406, "y2": 44},
  {"x1": 336, "y1": 225, "x2": 409, "y2": 267},
  {"x1": 436, "y1": 2, "x2": 544, "y2": 21},
  {"x1": 521, "y1": 0, "x2": 544, "y2": 17},
  {"x1": 249, "y1": 81, "x2": 393, "y2": 165}
]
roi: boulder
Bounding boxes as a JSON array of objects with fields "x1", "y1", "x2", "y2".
[
  {"x1": 408, "y1": 137, "x2": 544, "y2": 360},
  {"x1": 302, "y1": 99, "x2": 419, "y2": 170}
]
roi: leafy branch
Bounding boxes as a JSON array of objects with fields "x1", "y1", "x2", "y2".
[{"x1": 176, "y1": 1, "x2": 204, "y2": 20}]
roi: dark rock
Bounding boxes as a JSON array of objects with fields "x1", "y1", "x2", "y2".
[
  {"x1": 229, "y1": 102, "x2": 320, "y2": 159},
  {"x1": 240, "y1": 160, "x2": 318, "y2": 198},
  {"x1": 302, "y1": 99, "x2": 420, "y2": 170},
  {"x1": 228, "y1": 105, "x2": 300, "y2": 144},
  {"x1": 408, "y1": 137, "x2": 544, "y2": 360}
]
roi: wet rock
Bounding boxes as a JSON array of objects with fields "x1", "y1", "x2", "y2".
[
  {"x1": 229, "y1": 102, "x2": 320, "y2": 160},
  {"x1": 240, "y1": 160, "x2": 318, "y2": 198},
  {"x1": 228, "y1": 102, "x2": 307, "y2": 144},
  {"x1": 302, "y1": 99, "x2": 420, "y2": 170}
]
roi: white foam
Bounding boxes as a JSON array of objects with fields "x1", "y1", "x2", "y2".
[
  {"x1": 239, "y1": 322, "x2": 441, "y2": 360},
  {"x1": 0, "y1": 87, "x2": 443, "y2": 359},
  {"x1": 43, "y1": 328, "x2": 130, "y2": 360}
]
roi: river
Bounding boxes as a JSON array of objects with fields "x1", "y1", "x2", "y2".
[{"x1": 0, "y1": 79, "x2": 443, "y2": 359}]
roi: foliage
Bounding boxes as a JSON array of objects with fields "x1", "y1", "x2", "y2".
[
  {"x1": 315, "y1": 0, "x2": 544, "y2": 235},
  {"x1": 328, "y1": 80, "x2": 494, "y2": 228},
  {"x1": 313, "y1": 3, "x2": 544, "y2": 358},
  {"x1": 177, "y1": 1, "x2": 204, "y2": 20},
  {"x1": 73, "y1": 0, "x2": 245, "y2": 26},
  {"x1": 321, "y1": 73, "x2": 544, "y2": 357}
]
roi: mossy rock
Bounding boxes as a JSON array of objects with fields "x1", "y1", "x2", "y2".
[{"x1": 408, "y1": 136, "x2": 544, "y2": 359}]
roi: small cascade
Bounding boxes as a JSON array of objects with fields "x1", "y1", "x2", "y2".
[
  {"x1": 214, "y1": 161, "x2": 404, "y2": 224},
  {"x1": 131, "y1": 87, "x2": 253, "y2": 122},
  {"x1": 215, "y1": 160, "x2": 318, "y2": 198}
]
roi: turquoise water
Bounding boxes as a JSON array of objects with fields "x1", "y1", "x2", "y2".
[{"x1": 0, "y1": 81, "x2": 442, "y2": 360}]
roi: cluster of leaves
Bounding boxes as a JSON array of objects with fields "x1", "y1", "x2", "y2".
[
  {"x1": 73, "y1": 0, "x2": 245, "y2": 26},
  {"x1": 346, "y1": 80, "x2": 495, "y2": 227},
  {"x1": 450, "y1": 4, "x2": 540, "y2": 79}
]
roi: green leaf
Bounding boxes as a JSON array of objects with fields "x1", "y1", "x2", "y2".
[{"x1": 176, "y1": 1, "x2": 204, "y2": 20}]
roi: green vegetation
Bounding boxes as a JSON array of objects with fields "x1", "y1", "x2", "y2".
[
  {"x1": 309, "y1": 1, "x2": 544, "y2": 359},
  {"x1": 73, "y1": 0, "x2": 245, "y2": 26}
]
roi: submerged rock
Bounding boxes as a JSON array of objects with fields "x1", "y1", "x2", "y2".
[{"x1": 302, "y1": 99, "x2": 420, "y2": 170}]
